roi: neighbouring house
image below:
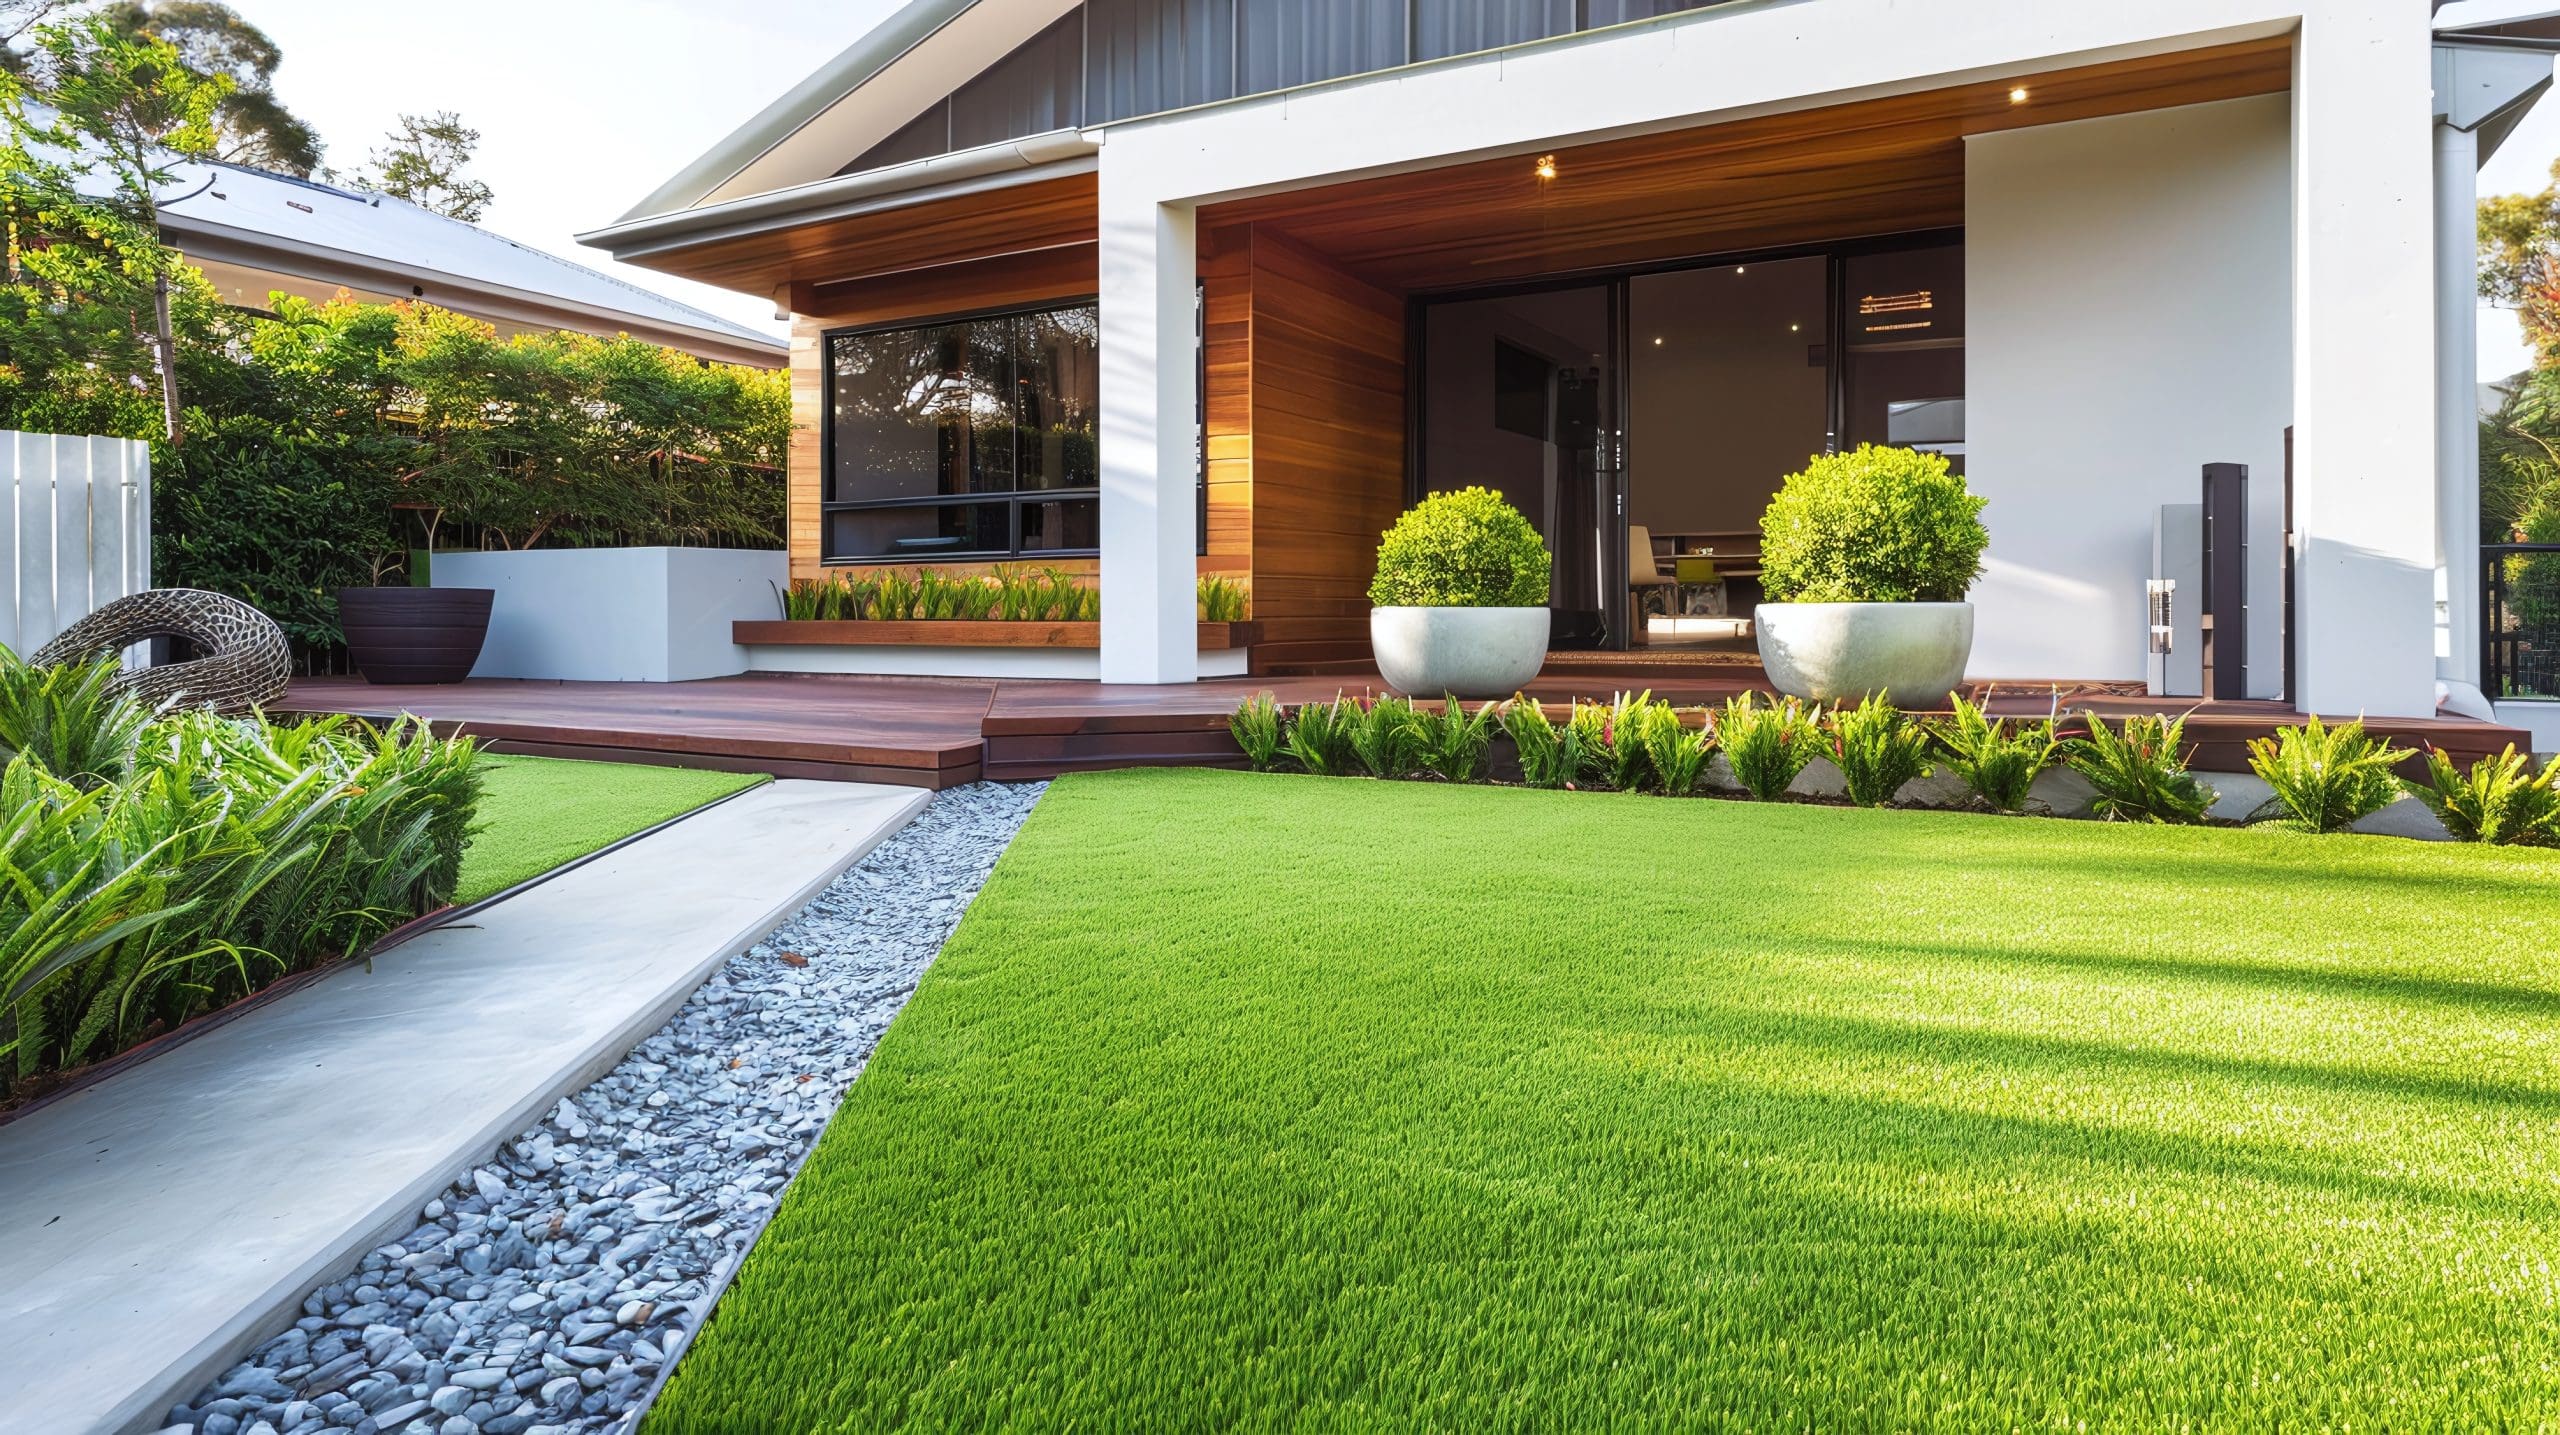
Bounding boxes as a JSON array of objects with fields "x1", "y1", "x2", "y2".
[
  {"x1": 579, "y1": 0, "x2": 2559, "y2": 741},
  {"x1": 151, "y1": 154, "x2": 787, "y2": 369}
]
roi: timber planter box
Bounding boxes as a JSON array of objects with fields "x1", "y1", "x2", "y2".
[{"x1": 733, "y1": 620, "x2": 1263, "y2": 650}]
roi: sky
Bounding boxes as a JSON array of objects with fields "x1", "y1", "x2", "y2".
[
  {"x1": 237, "y1": 1, "x2": 2560, "y2": 369},
  {"x1": 239, "y1": 0, "x2": 906, "y2": 338}
]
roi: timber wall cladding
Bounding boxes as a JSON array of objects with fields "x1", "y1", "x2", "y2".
[
  {"x1": 1239, "y1": 230, "x2": 1407, "y2": 636},
  {"x1": 784, "y1": 243, "x2": 1248, "y2": 587}
]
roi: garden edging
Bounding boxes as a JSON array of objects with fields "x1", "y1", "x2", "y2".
[{"x1": 0, "y1": 780, "x2": 928, "y2": 1435}]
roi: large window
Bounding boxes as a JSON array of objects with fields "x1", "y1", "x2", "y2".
[{"x1": 823, "y1": 303, "x2": 1102, "y2": 562}]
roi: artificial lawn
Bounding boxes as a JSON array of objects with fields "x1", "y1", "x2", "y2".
[
  {"x1": 646, "y1": 769, "x2": 2560, "y2": 1431},
  {"x1": 452, "y1": 754, "x2": 765, "y2": 904}
]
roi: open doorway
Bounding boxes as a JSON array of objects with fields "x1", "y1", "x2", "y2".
[{"x1": 1413, "y1": 232, "x2": 1964, "y2": 651}]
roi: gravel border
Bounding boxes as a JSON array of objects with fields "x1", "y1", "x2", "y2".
[{"x1": 160, "y1": 781, "x2": 1045, "y2": 1435}]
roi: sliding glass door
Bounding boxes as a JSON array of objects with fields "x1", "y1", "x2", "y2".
[
  {"x1": 1415, "y1": 284, "x2": 1618, "y2": 647},
  {"x1": 1413, "y1": 232, "x2": 1962, "y2": 650}
]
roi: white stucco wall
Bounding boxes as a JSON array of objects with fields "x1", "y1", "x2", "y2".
[
  {"x1": 432, "y1": 547, "x2": 784, "y2": 682},
  {"x1": 1966, "y1": 95, "x2": 2294, "y2": 695},
  {"x1": 743, "y1": 644, "x2": 1249, "y2": 679}
]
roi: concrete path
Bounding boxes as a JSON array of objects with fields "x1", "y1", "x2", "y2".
[{"x1": 0, "y1": 779, "x2": 929, "y2": 1435}]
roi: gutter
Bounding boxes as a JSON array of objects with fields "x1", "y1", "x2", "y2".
[{"x1": 578, "y1": 131, "x2": 1097, "y2": 264}]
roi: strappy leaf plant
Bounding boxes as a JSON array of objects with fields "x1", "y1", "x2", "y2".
[
  {"x1": 1928, "y1": 691, "x2": 2058, "y2": 814},
  {"x1": 2060, "y1": 712, "x2": 2215, "y2": 824},
  {"x1": 1716, "y1": 692, "x2": 1823, "y2": 801},
  {"x1": 1824, "y1": 694, "x2": 1934, "y2": 808},
  {"x1": 1501, "y1": 698, "x2": 1585, "y2": 789},
  {"x1": 1284, "y1": 695, "x2": 1361, "y2": 777},
  {"x1": 2407, "y1": 744, "x2": 2560, "y2": 845},
  {"x1": 1347, "y1": 696, "x2": 1426, "y2": 779},
  {"x1": 1197, "y1": 574, "x2": 1250, "y2": 623},
  {"x1": 2244, "y1": 715, "x2": 2410, "y2": 833},
  {"x1": 1636, "y1": 703, "x2": 1714, "y2": 796},
  {"x1": 1415, "y1": 698, "x2": 1499, "y2": 783},
  {"x1": 1228, "y1": 692, "x2": 1284, "y2": 772},
  {"x1": 0, "y1": 649, "x2": 156, "y2": 789}
]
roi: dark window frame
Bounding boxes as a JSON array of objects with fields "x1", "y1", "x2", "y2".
[
  {"x1": 817, "y1": 295, "x2": 1210, "y2": 567},
  {"x1": 820, "y1": 297, "x2": 1103, "y2": 565}
]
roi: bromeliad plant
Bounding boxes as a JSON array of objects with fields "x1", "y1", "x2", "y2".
[
  {"x1": 1348, "y1": 696, "x2": 1427, "y2": 779},
  {"x1": 1929, "y1": 692, "x2": 2059, "y2": 814},
  {"x1": 1569, "y1": 692, "x2": 1656, "y2": 793},
  {"x1": 1284, "y1": 695, "x2": 1362, "y2": 777},
  {"x1": 1824, "y1": 694, "x2": 1934, "y2": 808},
  {"x1": 1636, "y1": 703, "x2": 1715, "y2": 796},
  {"x1": 2244, "y1": 715, "x2": 2411, "y2": 833},
  {"x1": 2407, "y1": 743, "x2": 2560, "y2": 845},
  {"x1": 1716, "y1": 693, "x2": 1824, "y2": 802},
  {"x1": 1228, "y1": 693, "x2": 1284, "y2": 773},
  {"x1": 1415, "y1": 698, "x2": 1500, "y2": 783},
  {"x1": 2061, "y1": 713, "x2": 2215, "y2": 824},
  {"x1": 1500, "y1": 698, "x2": 1584, "y2": 789}
]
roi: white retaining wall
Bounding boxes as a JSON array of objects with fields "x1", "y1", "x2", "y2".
[{"x1": 431, "y1": 547, "x2": 784, "y2": 683}]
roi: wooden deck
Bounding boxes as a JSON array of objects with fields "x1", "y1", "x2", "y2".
[{"x1": 280, "y1": 664, "x2": 2537, "y2": 792}]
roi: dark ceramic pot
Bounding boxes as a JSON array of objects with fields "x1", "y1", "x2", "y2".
[{"x1": 337, "y1": 587, "x2": 493, "y2": 685}]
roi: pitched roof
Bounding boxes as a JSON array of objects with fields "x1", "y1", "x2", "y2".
[{"x1": 144, "y1": 158, "x2": 785, "y2": 366}]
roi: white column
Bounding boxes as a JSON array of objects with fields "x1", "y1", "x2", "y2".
[
  {"x1": 1096, "y1": 164, "x2": 1199, "y2": 685},
  {"x1": 2290, "y1": 2, "x2": 2442, "y2": 718},
  {"x1": 2436, "y1": 118, "x2": 2483, "y2": 690}
]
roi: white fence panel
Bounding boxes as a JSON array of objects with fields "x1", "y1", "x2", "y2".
[{"x1": 0, "y1": 429, "x2": 152, "y2": 656}]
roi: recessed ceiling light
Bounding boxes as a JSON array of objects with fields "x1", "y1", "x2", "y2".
[
  {"x1": 1652, "y1": 337, "x2": 1664, "y2": 345},
  {"x1": 1533, "y1": 154, "x2": 1558, "y2": 181},
  {"x1": 2009, "y1": 86, "x2": 2031, "y2": 105},
  {"x1": 1735, "y1": 266, "x2": 1747, "y2": 274},
  {"x1": 1790, "y1": 323, "x2": 1801, "y2": 332}
]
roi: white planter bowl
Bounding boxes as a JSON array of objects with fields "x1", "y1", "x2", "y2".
[
  {"x1": 1371, "y1": 606, "x2": 1550, "y2": 698},
  {"x1": 1756, "y1": 601, "x2": 1975, "y2": 708}
]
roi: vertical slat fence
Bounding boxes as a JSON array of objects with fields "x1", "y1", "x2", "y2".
[{"x1": 0, "y1": 429, "x2": 153, "y2": 657}]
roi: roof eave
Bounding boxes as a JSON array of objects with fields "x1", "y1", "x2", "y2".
[{"x1": 166, "y1": 213, "x2": 788, "y2": 367}]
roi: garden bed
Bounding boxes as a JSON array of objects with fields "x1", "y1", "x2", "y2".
[
  {"x1": 644, "y1": 768, "x2": 2560, "y2": 1429},
  {"x1": 732, "y1": 619, "x2": 1262, "y2": 650}
]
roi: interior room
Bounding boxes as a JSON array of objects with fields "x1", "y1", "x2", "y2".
[{"x1": 1415, "y1": 235, "x2": 1967, "y2": 651}]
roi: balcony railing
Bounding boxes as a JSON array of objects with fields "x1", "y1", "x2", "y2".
[{"x1": 2485, "y1": 542, "x2": 2560, "y2": 701}]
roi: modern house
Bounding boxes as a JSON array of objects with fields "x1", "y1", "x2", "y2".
[
  {"x1": 581, "y1": 0, "x2": 2559, "y2": 743},
  {"x1": 152, "y1": 156, "x2": 787, "y2": 368}
]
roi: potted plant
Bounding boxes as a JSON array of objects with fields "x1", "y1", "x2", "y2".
[
  {"x1": 1754, "y1": 444, "x2": 1988, "y2": 708},
  {"x1": 1368, "y1": 487, "x2": 1552, "y2": 698}
]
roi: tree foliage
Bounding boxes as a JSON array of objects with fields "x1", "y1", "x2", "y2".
[
  {"x1": 95, "y1": 0, "x2": 318, "y2": 174},
  {"x1": 353, "y1": 109, "x2": 491, "y2": 221}
]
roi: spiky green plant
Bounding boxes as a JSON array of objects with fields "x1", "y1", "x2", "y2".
[
  {"x1": 1197, "y1": 574, "x2": 1250, "y2": 623},
  {"x1": 1284, "y1": 695, "x2": 1361, "y2": 777},
  {"x1": 1636, "y1": 703, "x2": 1714, "y2": 795},
  {"x1": 2061, "y1": 713, "x2": 2215, "y2": 824},
  {"x1": 0, "y1": 649, "x2": 156, "y2": 788},
  {"x1": 2407, "y1": 744, "x2": 2560, "y2": 845},
  {"x1": 1563, "y1": 692, "x2": 1652, "y2": 792},
  {"x1": 1929, "y1": 691, "x2": 2058, "y2": 814},
  {"x1": 1500, "y1": 698, "x2": 1584, "y2": 789},
  {"x1": 1413, "y1": 698, "x2": 1499, "y2": 783},
  {"x1": 1347, "y1": 696, "x2": 1425, "y2": 779},
  {"x1": 1716, "y1": 692, "x2": 1822, "y2": 801},
  {"x1": 1228, "y1": 692, "x2": 1284, "y2": 773},
  {"x1": 2244, "y1": 715, "x2": 2411, "y2": 833},
  {"x1": 1823, "y1": 694, "x2": 1934, "y2": 808}
]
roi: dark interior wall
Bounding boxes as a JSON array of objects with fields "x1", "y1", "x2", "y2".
[{"x1": 1626, "y1": 259, "x2": 1830, "y2": 536}]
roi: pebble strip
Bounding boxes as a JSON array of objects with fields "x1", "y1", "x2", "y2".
[{"x1": 160, "y1": 781, "x2": 1045, "y2": 1435}]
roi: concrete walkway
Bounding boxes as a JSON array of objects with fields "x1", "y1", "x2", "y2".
[{"x1": 0, "y1": 779, "x2": 929, "y2": 1435}]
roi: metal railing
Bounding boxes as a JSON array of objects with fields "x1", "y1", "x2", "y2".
[{"x1": 2485, "y1": 542, "x2": 2560, "y2": 701}]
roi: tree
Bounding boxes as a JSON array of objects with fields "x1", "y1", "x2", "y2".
[
  {"x1": 354, "y1": 110, "x2": 491, "y2": 221},
  {"x1": 95, "y1": 1, "x2": 319, "y2": 175},
  {"x1": 1, "y1": 13, "x2": 228, "y2": 441}
]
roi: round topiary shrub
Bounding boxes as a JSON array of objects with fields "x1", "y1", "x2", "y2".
[
  {"x1": 1760, "y1": 444, "x2": 1988, "y2": 603},
  {"x1": 1369, "y1": 486, "x2": 1553, "y2": 608}
]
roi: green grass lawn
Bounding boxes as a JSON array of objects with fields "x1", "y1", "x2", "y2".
[
  {"x1": 647, "y1": 769, "x2": 2560, "y2": 1431},
  {"x1": 454, "y1": 754, "x2": 765, "y2": 904}
]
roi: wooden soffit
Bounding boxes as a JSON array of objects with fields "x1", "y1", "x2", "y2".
[
  {"x1": 620, "y1": 171, "x2": 1099, "y2": 297},
  {"x1": 1201, "y1": 36, "x2": 2293, "y2": 292}
]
